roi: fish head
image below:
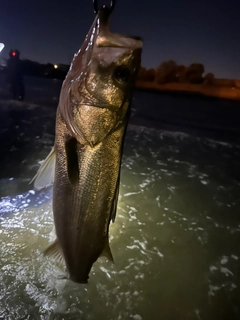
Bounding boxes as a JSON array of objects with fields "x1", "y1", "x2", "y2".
[
  {"x1": 84, "y1": 37, "x2": 142, "y2": 112},
  {"x1": 59, "y1": 8, "x2": 142, "y2": 145}
]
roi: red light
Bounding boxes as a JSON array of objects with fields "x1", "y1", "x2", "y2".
[{"x1": 12, "y1": 51, "x2": 16, "y2": 56}]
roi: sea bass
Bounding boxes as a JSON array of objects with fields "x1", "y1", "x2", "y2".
[{"x1": 32, "y1": 8, "x2": 142, "y2": 283}]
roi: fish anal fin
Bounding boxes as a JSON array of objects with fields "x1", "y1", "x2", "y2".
[
  {"x1": 101, "y1": 236, "x2": 114, "y2": 263},
  {"x1": 30, "y1": 147, "x2": 56, "y2": 190},
  {"x1": 43, "y1": 239, "x2": 64, "y2": 265}
]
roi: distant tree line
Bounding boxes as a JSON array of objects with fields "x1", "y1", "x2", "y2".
[
  {"x1": 137, "y1": 60, "x2": 236, "y2": 87},
  {"x1": 0, "y1": 57, "x2": 236, "y2": 87},
  {"x1": 21, "y1": 60, "x2": 69, "y2": 79},
  {"x1": 0, "y1": 59, "x2": 69, "y2": 80}
]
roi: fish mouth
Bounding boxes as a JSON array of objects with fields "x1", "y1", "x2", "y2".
[
  {"x1": 96, "y1": 6, "x2": 143, "y2": 50},
  {"x1": 96, "y1": 7, "x2": 142, "y2": 42},
  {"x1": 117, "y1": 35, "x2": 143, "y2": 42},
  {"x1": 59, "y1": 5, "x2": 142, "y2": 138}
]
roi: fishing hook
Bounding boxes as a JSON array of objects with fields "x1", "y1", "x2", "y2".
[{"x1": 93, "y1": 0, "x2": 116, "y2": 15}]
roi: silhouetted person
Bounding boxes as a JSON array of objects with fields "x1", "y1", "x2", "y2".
[{"x1": 6, "y1": 49, "x2": 25, "y2": 101}]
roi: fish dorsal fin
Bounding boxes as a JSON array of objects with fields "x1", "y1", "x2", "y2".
[
  {"x1": 43, "y1": 239, "x2": 65, "y2": 265},
  {"x1": 30, "y1": 147, "x2": 56, "y2": 190},
  {"x1": 101, "y1": 236, "x2": 114, "y2": 263}
]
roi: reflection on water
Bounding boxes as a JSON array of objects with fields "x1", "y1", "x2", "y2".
[{"x1": 0, "y1": 125, "x2": 239, "y2": 319}]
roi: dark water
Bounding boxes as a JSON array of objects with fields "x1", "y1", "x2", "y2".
[{"x1": 0, "y1": 74, "x2": 240, "y2": 319}]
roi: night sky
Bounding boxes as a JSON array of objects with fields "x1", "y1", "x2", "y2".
[{"x1": 1, "y1": 0, "x2": 240, "y2": 78}]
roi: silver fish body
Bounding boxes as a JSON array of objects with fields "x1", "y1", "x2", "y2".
[
  {"x1": 33, "y1": 8, "x2": 142, "y2": 283},
  {"x1": 53, "y1": 108, "x2": 126, "y2": 283}
]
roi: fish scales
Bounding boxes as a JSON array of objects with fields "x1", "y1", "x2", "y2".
[
  {"x1": 32, "y1": 7, "x2": 142, "y2": 283},
  {"x1": 53, "y1": 110, "x2": 125, "y2": 280}
]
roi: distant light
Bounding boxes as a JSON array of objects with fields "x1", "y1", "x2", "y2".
[
  {"x1": 0, "y1": 43, "x2": 4, "y2": 53},
  {"x1": 54, "y1": 64, "x2": 58, "y2": 69},
  {"x1": 12, "y1": 51, "x2": 16, "y2": 57}
]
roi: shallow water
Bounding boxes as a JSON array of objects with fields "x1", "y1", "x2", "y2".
[
  {"x1": 0, "y1": 75, "x2": 240, "y2": 319},
  {"x1": 0, "y1": 126, "x2": 240, "y2": 319}
]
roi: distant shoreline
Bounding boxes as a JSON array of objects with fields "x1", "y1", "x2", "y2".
[{"x1": 135, "y1": 81, "x2": 240, "y2": 101}]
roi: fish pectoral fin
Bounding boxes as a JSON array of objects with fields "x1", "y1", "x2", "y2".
[
  {"x1": 110, "y1": 177, "x2": 120, "y2": 223},
  {"x1": 43, "y1": 239, "x2": 64, "y2": 265},
  {"x1": 101, "y1": 237, "x2": 114, "y2": 263},
  {"x1": 65, "y1": 138, "x2": 79, "y2": 185},
  {"x1": 30, "y1": 147, "x2": 56, "y2": 190}
]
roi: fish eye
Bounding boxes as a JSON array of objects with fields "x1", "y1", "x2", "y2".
[{"x1": 114, "y1": 67, "x2": 131, "y2": 83}]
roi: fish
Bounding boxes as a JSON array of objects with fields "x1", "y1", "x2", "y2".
[{"x1": 32, "y1": 7, "x2": 142, "y2": 283}]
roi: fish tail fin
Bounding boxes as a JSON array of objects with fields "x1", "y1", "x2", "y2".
[
  {"x1": 55, "y1": 274, "x2": 69, "y2": 281},
  {"x1": 30, "y1": 147, "x2": 56, "y2": 190},
  {"x1": 43, "y1": 239, "x2": 65, "y2": 265},
  {"x1": 101, "y1": 236, "x2": 114, "y2": 263}
]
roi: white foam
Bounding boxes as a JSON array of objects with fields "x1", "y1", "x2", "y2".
[
  {"x1": 132, "y1": 315, "x2": 142, "y2": 320},
  {"x1": 221, "y1": 256, "x2": 228, "y2": 265},
  {"x1": 208, "y1": 285, "x2": 221, "y2": 297},
  {"x1": 220, "y1": 267, "x2": 233, "y2": 277},
  {"x1": 209, "y1": 265, "x2": 217, "y2": 272},
  {"x1": 123, "y1": 191, "x2": 141, "y2": 197}
]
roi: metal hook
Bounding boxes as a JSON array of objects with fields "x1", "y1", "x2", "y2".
[{"x1": 93, "y1": 0, "x2": 116, "y2": 15}]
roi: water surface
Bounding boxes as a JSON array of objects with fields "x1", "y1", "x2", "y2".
[{"x1": 0, "y1": 75, "x2": 239, "y2": 319}]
